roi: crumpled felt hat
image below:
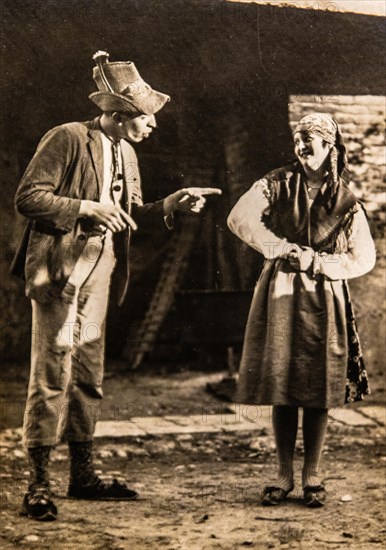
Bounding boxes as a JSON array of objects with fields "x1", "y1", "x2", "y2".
[{"x1": 89, "y1": 51, "x2": 170, "y2": 116}]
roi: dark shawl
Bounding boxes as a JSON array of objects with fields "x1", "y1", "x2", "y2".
[{"x1": 262, "y1": 162, "x2": 357, "y2": 253}]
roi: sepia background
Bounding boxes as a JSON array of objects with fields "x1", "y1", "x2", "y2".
[{"x1": 0, "y1": 2, "x2": 385, "y2": 547}]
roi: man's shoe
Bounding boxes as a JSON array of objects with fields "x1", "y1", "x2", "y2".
[
  {"x1": 21, "y1": 485, "x2": 57, "y2": 521},
  {"x1": 67, "y1": 478, "x2": 138, "y2": 501}
]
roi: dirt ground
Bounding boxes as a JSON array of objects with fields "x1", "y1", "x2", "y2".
[{"x1": 0, "y1": 363, "x2": 385, "y2": 550}]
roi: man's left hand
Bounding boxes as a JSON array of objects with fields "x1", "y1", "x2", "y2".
[{"x1": 163, "y1": 187, "x2": 222, "y2": 216}]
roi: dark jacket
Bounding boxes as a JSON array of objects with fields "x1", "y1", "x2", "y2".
[{"x1": 11, "y1": 117, "x2": 165, "y2": 304}]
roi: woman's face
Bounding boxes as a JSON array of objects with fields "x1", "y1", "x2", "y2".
[{"x1": 294, "y1": 131, "x2": 332, "y2": 172}]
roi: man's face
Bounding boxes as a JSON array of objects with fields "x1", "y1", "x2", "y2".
[
  {"x1": 118, "y1": 113, "x2": 157, "y2": 143},
  {"x1": 294, "y1": 131, "x2": 332, "y2": 172}
]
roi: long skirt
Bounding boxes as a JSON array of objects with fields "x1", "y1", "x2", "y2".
[{"x1": 236, "y1": 259, "x2": 349, "y2": 408}]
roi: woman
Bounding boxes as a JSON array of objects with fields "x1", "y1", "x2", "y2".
[{"x1": 227, "y1": 113, "x2": 376, "y2": 507}]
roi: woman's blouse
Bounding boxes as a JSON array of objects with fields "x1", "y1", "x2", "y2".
[{"x1": 228, "y1": 179, "x2": 376, "y2": 281}]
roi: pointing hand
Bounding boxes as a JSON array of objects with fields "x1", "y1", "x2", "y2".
[{"x1": 163, "y1": 187, "x2": 222, "y2": 215}]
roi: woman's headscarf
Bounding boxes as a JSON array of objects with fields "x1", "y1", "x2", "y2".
[{"x1": 294, "y1": 112, "x2": 337, "y2": 144}]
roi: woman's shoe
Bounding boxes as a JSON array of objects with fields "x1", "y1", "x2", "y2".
[
  {"x1": 303, "y1": 485, "x2": 326, "y2": 508},
  {"x1": 261, "y1": 485, "x2": 294, "y2": 506}
]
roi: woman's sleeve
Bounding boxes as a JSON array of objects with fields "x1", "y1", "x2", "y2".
[
  {"x1": 227, "y1": 179, "x2": 290, "y2": 259},
  {"x1": 315, "y1": 206, "x2": 376, "y2": 280}
]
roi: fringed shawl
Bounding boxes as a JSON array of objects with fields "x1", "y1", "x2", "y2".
[{"x1": 262, "y1": 162, "x2": 358, "y2": 253}]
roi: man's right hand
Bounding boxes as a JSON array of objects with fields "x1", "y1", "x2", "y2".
[{"x1": 79, "y1": 200, "x2": 137, "y2": 232}]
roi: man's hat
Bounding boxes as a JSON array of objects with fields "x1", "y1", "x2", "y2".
[{"x1": 89, "y1": 51, "x2": 170, "y2": 116}]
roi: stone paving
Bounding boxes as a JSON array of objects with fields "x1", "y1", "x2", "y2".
[
  {"x1": 89, "y1": 404, "x2": 385, "y2": 439},
  {"x1": 1, "y1": 405, "x2": 383, "y2": 445}
]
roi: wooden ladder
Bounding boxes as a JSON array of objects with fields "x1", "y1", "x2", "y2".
[{"x1": 123, "y1": 214, "x2": 200, "y2": 369}]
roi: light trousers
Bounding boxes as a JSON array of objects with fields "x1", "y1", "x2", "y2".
[{"x1": 23, "y1": 236, "x2": 116, "y2": 448}]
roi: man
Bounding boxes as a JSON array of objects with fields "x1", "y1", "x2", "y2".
[{"x1": 11, "y1": 51, "x2": 221, "y2": 521}]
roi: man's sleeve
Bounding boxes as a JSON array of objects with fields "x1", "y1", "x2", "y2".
[
  {"x1": 15, "y1": 125, "x2": 81, "y2": 233},
  {"x1": 131, "y1": 200, "x2": 169, "y2": 232}
]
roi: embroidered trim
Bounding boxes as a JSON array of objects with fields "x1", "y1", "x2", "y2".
[
  {"x1": 259, "y1": 178, "x2": 274, "y2": 207},
  {"x1": 313, "y1": 204, "x2": 359, "y2": 253},
  {"x1": 343, "y1": 281, "x2": 370, "y2": 403}
]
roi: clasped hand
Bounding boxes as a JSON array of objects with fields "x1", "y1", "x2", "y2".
[{"x1": 286, "y1": 245, "x2": 315, "y2": 272}]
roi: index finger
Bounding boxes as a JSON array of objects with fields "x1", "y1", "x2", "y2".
[
  {"x1": 118, "y1": 208, "x2": 138, "y2": 231},
  {"x1": 187, "y1": 187, "x2": 222, "y2": 196}
]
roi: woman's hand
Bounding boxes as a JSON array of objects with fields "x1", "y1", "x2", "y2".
[{"x1": 286, "y1": 245, "x2": 315, "y2": 272}]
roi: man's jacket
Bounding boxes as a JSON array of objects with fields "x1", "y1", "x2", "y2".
[{"x1": 11, "y1": 117, "x2": 165, "y2": 304}]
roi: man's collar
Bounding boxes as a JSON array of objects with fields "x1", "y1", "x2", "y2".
[{"x1": 87, "y1": 116, "x2": 103, "y2": 140}]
